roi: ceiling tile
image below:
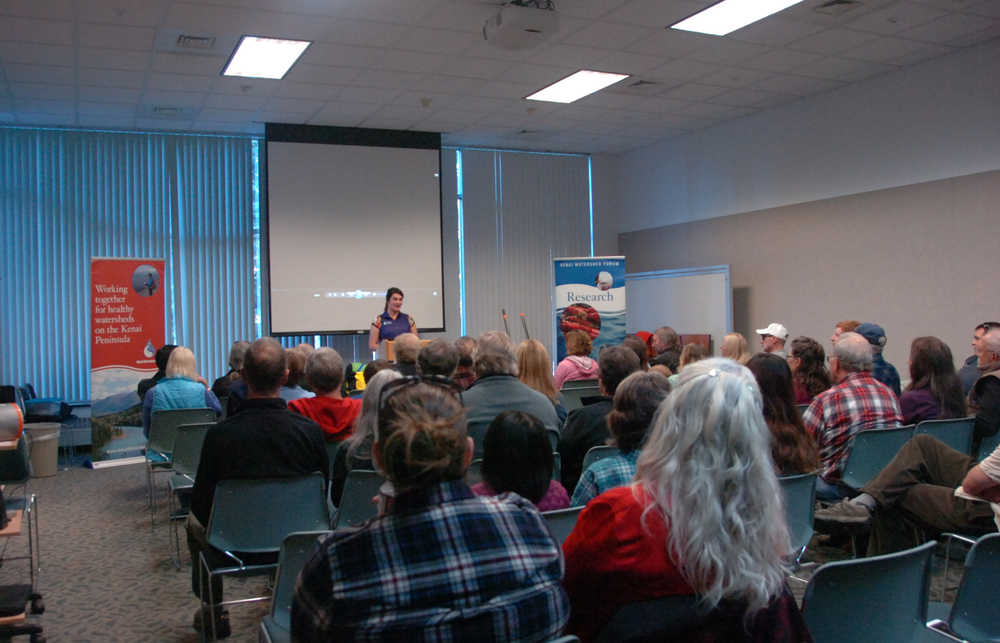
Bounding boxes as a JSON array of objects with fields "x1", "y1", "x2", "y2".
[
  {"x1": 304, "y1": 43, "x2": 386, "y2": 69},
  {"x1": 77, "y1": 101, "x2": 136, "y2": 116},
  {"x1": 391, "y1": 90, "x2": 459, "y2": 111},
  {"x1": 78, "y1": 86, "x2": 144, "y2": 103},
  {"x1": 147, "y1": 72, "x2": 214, "y2": 92},
  {"x1": 198, "y1": 107, "x2": 260, "y2": 122},
  {"x1": 78, "y1": 47, "x2": 152, "y2": 71},
  {"x1": 899, "y1": 12, "x2": 999, "y2": 43},
  {"x1": 13, "y1": 97, "x2": 75, "y2": 115},
  {"x1": 0, "y1": 42, "x2": 74, "y2": 66},
  {"x1": 413, "y1": 74, "x2": 488, "y2": 96},
  {"x1": 678, "y1": 101, "x2": 744, "y2": 119},
  {"x1": 791, "y1": 56, "x2": 898, "y2": 82},
  {"x1": 152, "y1": 52, "x2": 227, "y2": 76},
  {"x1": 443, "y1": 94, "x2": 511, "y2": 112},
  {"x1": 263, "y1": 96, "x2": 325, "y2": 114},
  {"x1": 78, "y1": 113, "x2": 137, "y2": 129},
  {"x1": 728, "y1": 17, "x2": 827, "y2": 47},
  {"x1": 590, "y1": 50, "x2": 670, "y2": 75},
  {"x1": 378, "y1": 49, "x2": 447, "y2": 74},
  {"x1": 284, "y1": 63, "x2": 362, "y2": 86},
  {"x1": 274, "y1": 82, "x2": 342, "y2": 101},
  {"x1": 846, "y1": 3, "x2": 946, "y2": 35},
  {"x1": 742, "y1": 48, "x2": 825, "y2": 73},
  {"x1": 603, "y1": 0, "x2": 706, "y2": 27},
  {"x1": 0, "y1": 0, "x2": 73, "y2": 20},
  {"x1": 843, "y1": 35, "x2": 939, "y2": 63},
  {"x1": 645, "y1": 59, "x2": 721, "y2": 84},
  {"x1": 77, "y1": 0, "x2": 171, "y2": 27},
  {"x1": 0, "y1": 17, "x2": 73, "y2": 45},
  {"x1": 5, "y1": 64, "x2": 75, "y2": 85},
  {"x1": 559, "y1": 21, "x2": 654, "y2": 49},
  {"x1": 350, "y1": 69, "x2": 425, "y2": 90},
  {"x1": 203, "y1": 93, "x2": 269, "y2": 110},
  {"x1": 78, "y1": 67, "x2": 147, "y2": 89},
  {"x1": 335, "y1": 84, "x2": 402, "y2": 104},
  {"x1": 79, "y1": 23, "x2": 156, "y2": 50},
  {"x1": 709, "y1": 87, "x2": 788, "y2": 108},
  {"x1": 554, "y1": 0, "x2": 629, "y2": 20},
  {"x1": 688, "y1": 39, "x2": 771, "y2": 65},
  {"x1": 626, "y1": 28, "x2": 711, "y2": 58},
  {"x1": 576, "y1": 91, "x2": 645, "y2": 109},
  {"x1": 256, "y1": 110, "x2": 309, "y2": 124},
  {"x1": 629, "y1": 96, "x2": 693, "y2": 114},
  {"x1": 337, "y1": 0, "x2": 441, "y2": 24},
  {"x1": 413, "y1": 3, "x2": 497, "y2": 33},
  {"x1": 754, "y1": 73, "x2": 846, "y2": 96},
  {"x1": 662, "y1": 83, "x2": 729, "y2": 101},
  {"x1": 322, "y1": 19, "x2": 410, "y2": 47},
  {"x1": 391, "y1": 27, "x2": 480, "y2": 55},
  {"x1": 140, "y1": 90, "x2": 205, "y2": 108},
  {"x1": 135, "y1": 117, "x2": 193, "y2": 131},
  {"x1": 18, "y1": 112, "x2": 77, "y2": 125},
  {"x1": 438, "y1": 57, "x2": 513, "y2": 80},
  {"x1": 9, "y1": 83, "x2": 76, "y2": 101},
  {"x1": 788, "y1": 28, "x2": 880, "y2": 55},
  {"x1": 946, "y1": 21, "x2": 1000, "y2": 46},
  {"x1": 210, "y1": 76, "x2": 282, "y2": 96},
  {"x1": 965, "y1": 0, "x2": 1000, "y2": 18},
  {"x1": 531, "y1": 44, "x2": 613, "y2": 69},
  {"x1": 699, "y1": 67, "x2": 774, "y2": 89},
  {"x1": 164, "y1": 3, "x2": 333, "y2": 41},
  {"x1": 192, "y1": 119, "x2": 262, "y2": 134},
  {"x1": 498, "y1": 63, "x2": 576, "y2": 87},
  {"x1": 310, "y1": 100, "x2": 379, "y2": 122}
]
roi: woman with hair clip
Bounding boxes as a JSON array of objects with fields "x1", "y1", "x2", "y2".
[
  {"x1": 899, "y1": 336, "x2": 966, "y2": 425},
  {"x1": 293, "y1": 378, "x2": 570, "y2": 641},
  {"x1": 563, "y1": 358, "x2": 810, "y2": 642},
  {"x1": 368, "y1": 287, "x2": 418, "y2": 352},
  {"x1": 747, "y1": 353, "x2": 820, "y2": 475}
]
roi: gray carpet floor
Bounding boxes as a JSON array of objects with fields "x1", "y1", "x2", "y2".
[{"x1": 2, "y1": 461, "x2": 964, "y2": 642}]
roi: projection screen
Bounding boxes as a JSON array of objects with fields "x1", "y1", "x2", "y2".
[{"x1": 265, "y1": 124, "x2": 444, "y2": 335}]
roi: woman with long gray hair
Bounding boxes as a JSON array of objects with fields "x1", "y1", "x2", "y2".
[{"x1": 562, "y1": 358, "x2": 809, "y2": 642}]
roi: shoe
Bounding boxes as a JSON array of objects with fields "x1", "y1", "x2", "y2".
[
  {"x1": 192, "y1": 606, "x2": 231, "y2": 639},
  {"x1": 814, "y1": 500, "x2": 873, "y2": 527}
]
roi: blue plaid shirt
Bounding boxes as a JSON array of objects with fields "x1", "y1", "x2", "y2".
[
  {"x1": 292, "y1": 479, "x2": 569, "y2": 642},
  {"x1": 872, "y1": 353, "x2": 901, "y2": 397},
  {"x1": 571, "y1": 450, "x2": 639, "y2": 507}
]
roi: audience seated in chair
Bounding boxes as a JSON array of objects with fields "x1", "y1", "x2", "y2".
[
  {"x1": 571, "y1": 370, "x2": 670, "y2": 507},
  {"x1": 210, "y1": 340, "x2": 248, "y2": 400},
  {"x1": 137, "y1": 343, "x2": 176, "y2": 400},
  {"x1": 279, "y1": 347, "x2": 314, "y2": 403},
  {"x1": 470, "y1": 410, "x2": 569, "y2": 511},
  {"x1": 292, "y1": 380, "x2": 569, "y2": 641},
  {"x1": 787, "y1": 336, "x2": 831, "y2": 405},
  {"x1": 141, "y1": 346, "x2": 220, "y2": 437},
  {"x1": 451, "y1": 336, "x2": 477, "y2": 390},
  {"x1": 562, "y1": 358, "x2": 809, "y2": 642},
  {"x1": 416, "y1": 338, "x2": 459, "y2": 379},
  {"x1": 855, "y1": 322, "x2": 902, "y2": 397},
  {"x1": 554, "y1": 330, "x2": 599, "y2": 390},
  {"x1": 187, "y1": 337, "x2": 328, "y2": 638},
  {"x1": 392, "y1": 333, "x2": 421, "y2": 376},
  {"x1": 559, "y1": 346, "x2": 640, "y2": 493},
  {"x1": 517, "y1": 339, "x2": 567, "y2": 424},
  {"x1": 899, "y1": 336, "x2": 966, "y2": 425},
  {"x1": 648, "y1": 326, "x2": 681, "y2": 373},
  {"x1": 288, "y1": 348, "x2": 360, "y2": 442},
  {"x1": 802, "y1": 332, "x2": 902, "y2": 500}
]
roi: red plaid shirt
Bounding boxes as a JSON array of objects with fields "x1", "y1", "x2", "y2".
[{"x1": 803, "y1": 371, "x2": 902, "y2": 481}]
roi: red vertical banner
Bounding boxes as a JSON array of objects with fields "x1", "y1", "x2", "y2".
[{"x1": 90, "y1": 257, "x2": 166, "y2": 461}]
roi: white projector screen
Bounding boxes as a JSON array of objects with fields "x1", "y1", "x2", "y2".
[{"x1": 265, "y1": 125, "x2": 445, "y2": 335}]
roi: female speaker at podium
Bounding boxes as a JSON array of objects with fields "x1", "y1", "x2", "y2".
[{"x1": 368, "y1": 287, "x2": 418, "y2": 352}]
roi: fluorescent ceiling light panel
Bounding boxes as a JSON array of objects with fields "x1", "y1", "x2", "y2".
[
  {"x1": 526, "y1": 70, "x2": 630, "y2": 104},
  {"x1": 670, "y1": 0, "x2": 805, "y2": 36},
  {"x1": 222, "y1": 36, "x2": 311, "y2": 79}
]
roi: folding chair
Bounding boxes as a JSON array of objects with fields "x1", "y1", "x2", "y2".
[
  {"x1": 0, "y1": 438, "x2": 39, "y2": 589},
  {"x1": 778, "y1": 473, "x2": 817, "y2": 580},
  {"x1": 840, "y1": 425, "x2": 915, "y2": 491},
  {"x1": 925, "y1": 532, "x2": 1000, "y2": 642},
  {"x1": 914, "y1": 417, "x2": 975, "y2": 456},
  {"x1": 542, "y1": 506, "x2": 582, "y2": 545},
  {"x1": 801, "y1": 540, "x2": 935, "y2": 643},
  {"x1": 581, "y1": 445, "x2": 619, "y2": 474},
  {"x1": 560, "y1": 381, "x2": 601, "y2": 413},
  {"x1": 199, "y1": 474, "x2": 329, "y2": 642},
  {"x1": 147, "y1": 408, "x2": 217, "y2": 523},
  {"x1": 167, "y1": 423, "x2": 213, "y2": 568},
  {"x1": 258, "y1": 531, "x2": 331, "y2": 643},
  {"x1": 333, "y1": 469, "x2": 385, "y2": 529}
]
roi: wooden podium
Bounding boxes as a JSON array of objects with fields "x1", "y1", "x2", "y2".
[{"x1": 379, "y1": 338, "x2": 433, "y2": 362}]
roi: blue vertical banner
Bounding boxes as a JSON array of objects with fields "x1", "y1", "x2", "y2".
[{"x1": 554, "y1": 256, "x2": 627, "y2": 362}]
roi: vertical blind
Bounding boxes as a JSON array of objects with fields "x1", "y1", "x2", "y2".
[{"x1": 0, "y1": 127, "x2": 258, "y2": 400}]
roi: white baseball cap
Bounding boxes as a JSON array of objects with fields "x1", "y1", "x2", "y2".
[{"x1": 755, "y1": 322, "x2": 789, "y2": 340}]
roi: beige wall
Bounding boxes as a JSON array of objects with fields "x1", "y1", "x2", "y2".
[{"x1": 619, "y1": 169, "x2": 1000, "y2": 376}]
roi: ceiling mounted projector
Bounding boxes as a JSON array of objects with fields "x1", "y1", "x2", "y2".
[{"x1": 483, "y1": 1, "x2": 560, "y2": 50}]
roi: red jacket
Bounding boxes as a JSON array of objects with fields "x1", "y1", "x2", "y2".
[{"x1": 288, "y1": 396, "x2": 362, "y2": 441}]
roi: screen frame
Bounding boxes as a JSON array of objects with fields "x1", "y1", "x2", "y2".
[{"x1": 263, "y1": 122, "x2": 446, "y2": 336}]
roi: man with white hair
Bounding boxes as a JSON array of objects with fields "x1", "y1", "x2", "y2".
[
  {"x1": 461, "y1": 331, "x2": 559, "y2": 456},
  {"x1": 756, "y1": 322, "x2": 789, "y2": 358},
  {"x1": 815, "y1": 328, "x2": 1000, "y2": 553},
  {"x1": 803, "y1": 332, "x2": 902, "y2": 500}
]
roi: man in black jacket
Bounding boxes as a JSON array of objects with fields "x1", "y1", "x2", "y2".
[{"x1": 559, "y1": 346, "x2": 640, "y2": 494}]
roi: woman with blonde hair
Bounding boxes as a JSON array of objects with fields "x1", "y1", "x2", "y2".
[
  {"x1": 141, "y1": 346, "x2": 220, "y2": 436},
  {"x1": 563, "y1": 359, "x2": 808, "y2": 641},
  {"x1": 517, "y1": 339, "x2": 567, "y2": 423},
  {"x1": 720, "y1": 332, "x2": 750, "y2": 364},
  {"x1": 293, "y1": 379, "x2": 569, "y2": 640}
]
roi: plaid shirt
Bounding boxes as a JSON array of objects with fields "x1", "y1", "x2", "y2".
[
  {"x1": 803, "y1": 371, "x2": 902, "y2": 481},
  {"x1": 292, "y1": 479, "x2": 569, "y2": 642},
  {"x1": 571, "y1": 450, "x2": 639, "y2": 507}
]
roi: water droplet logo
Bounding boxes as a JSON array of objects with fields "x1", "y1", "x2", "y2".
[{"x1": 143, "y1": 340, "x2": 156, "y2": 358}]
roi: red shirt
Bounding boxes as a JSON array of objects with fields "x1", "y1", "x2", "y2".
[
  {"x1": 288, "y1": 396, "x2": 362, "y2": 441},
  {"x1": 563, "y1": 485, "x2": 693, "y2": 641}
]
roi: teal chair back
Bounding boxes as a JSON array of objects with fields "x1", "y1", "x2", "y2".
[
  {"x1": 840, "y1": 425, "x2": 914, "y2": 491},
  {"x1": 978, "y1": 430, "x2": 1000, "y2": 461},
  {"x1": 914, "y1": 417, "x2": 975, "y2": 455},
  {"x1": 779, "y1": 472, "x2": 816, "y2": 565},
  {"x1": 325, "y1": 440, "x2": 344, "y2": 478},
  {"x1": 543, "y1": 506, "x2": 582, "y2": 545},
  {"x1": 560, "y1": 381, "x2": 601, "y2": 412},
  {"x1": 207, "y1": 474, "x2": 329, "y2": 555},
  {"x1": 335, "y1": 469, "x2": 385, "y2": 528},
  {"x1": 171, "y1": 423, "x2": 212, "y2": 477},
  {"x1": 581, "y1": 445, "x2": 620, "y2": 473},
  {"x1": 148, "y1": 408, "x2": 217, "y2": 459},
  {"x1": 269, "y1": 531, "x2": 331, "y2": 632},
  {"x1": 553, "y1": 452, "x2": 561, "y2": 482},
  {"x1": 801, "y1": 541, "x2": 934, "y2": 643},
  {"x1": 946, "y1": 532, "x2": 1000, "y2": 641},
  {"x1": 547, "y1": 428, "x2": 559, "y2": 452}
]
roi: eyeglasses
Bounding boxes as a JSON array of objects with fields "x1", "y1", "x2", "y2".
[{"x1": 376, "y1": 375, "x2": 464, "y2": 439}]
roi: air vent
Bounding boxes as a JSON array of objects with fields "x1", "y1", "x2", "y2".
[
  {"x1": 176, "y1": 34, "x2": 216, "y2": 50},
  {"x1": 814, "y1": 0, "x2": 862, "y2": 17},
  {"x1": 152, "y1": 106, "x2": 183, "y2": 117},
  {"x1": 610, "y1": 78, "x2": 661, "y2": 96}
]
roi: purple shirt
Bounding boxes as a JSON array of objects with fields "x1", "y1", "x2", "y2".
[
  {"x1": 373, "y1": 311, "x2": 415, "y2": 341},
  {"x1": 470, "y1": 479, "x2": 570, "y2": 512}
]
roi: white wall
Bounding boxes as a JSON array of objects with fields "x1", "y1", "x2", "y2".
[
  {"x1": 590, "y1": 153, "x2": 622, "y2": 257},
  {"x1": 611, "y1": 37, "x2": 1000, "y2": 235}
]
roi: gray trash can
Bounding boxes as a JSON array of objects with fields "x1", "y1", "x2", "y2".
[{"x1": 24, "y1": 422, "x2": 60, "y2": 477}]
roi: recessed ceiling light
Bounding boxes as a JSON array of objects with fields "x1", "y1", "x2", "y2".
[
  {"x1": 670, "y1": 0, "x2": 805, "y2": 37},
  {"x1": 526, "y1": 70, "x2": 630, "y2": 104},
  {"x1": 222, "y1": 35, "x2": 311, "y2": 80}
]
